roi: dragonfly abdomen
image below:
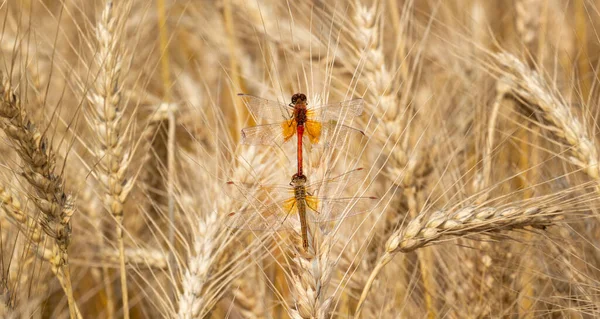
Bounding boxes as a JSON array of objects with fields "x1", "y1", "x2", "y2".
[
  {"x1": 296, "y1": 194, "x2": 309, "y2": 249},
  {"x1": 295, "y1": 105, "x2": 308, "y2": 176},
  {"x1": 297, "y1": 125, "x2": 304, "y2": 176}
]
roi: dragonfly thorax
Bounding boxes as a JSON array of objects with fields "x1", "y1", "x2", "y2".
[
  {"x1": 294, "y1": 107, "x2": 308, "y2": 125},
  {"x1": 293, "y1": 184, "x2": 307, "y2": 201},
  {"x1": 291, "y1": 93, "x2": 308, "y2": 125}
]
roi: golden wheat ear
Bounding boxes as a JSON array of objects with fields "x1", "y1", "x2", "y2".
[
  {"x1": 1, "y1": 72, "x2": 79, "y2": 318},
  {"x1": 82, "y1": 2, "x2": 134, "y2": 317},
  {"x1": 494, "y1": 53, "x2": 600, "y2": 181}
]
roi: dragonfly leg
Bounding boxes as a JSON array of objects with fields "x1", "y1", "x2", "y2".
[
  {"x1": 306, "y1": 200, "x2": 321, "y2": 215},
  {"x1": 281, "y1": 201, "x2": 296, "y2": 225}
]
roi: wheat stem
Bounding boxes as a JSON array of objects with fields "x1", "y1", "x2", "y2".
[
  {"x1": 355, "y1": 252, "x2": 393, "y2": 318},
  {"x1": 156, "y1": 1, "x2": 179, "y2": 301},
  {"x1": 574, "y1": 0, "x2": 590, "y2": 98},
  {"x1": 88, "y1": 192, "x2": 115, "y2": 319},
  {"x1": 405, "y1": 186, "x2": 436, "y2": 318},
  {"x1": 223, "y1": 0, "x2": 246, "y2": 138},
  {"x1": 517, "y1": 126, "x2": 538, "y2": 318},
  {"x1": 480, "y1": 80, "x2": 510, "y2": 199}
]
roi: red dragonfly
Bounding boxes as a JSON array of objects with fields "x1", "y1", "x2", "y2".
[
  {"x1": 226, "y1": 168, "x2": 376, "y2": 250},
  {"x1": 238, "y1": 93, "x2": 366, "y2": 176}
]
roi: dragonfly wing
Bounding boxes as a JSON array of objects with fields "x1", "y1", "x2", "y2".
[
  {"x1": 315, "y1": 122, "x2": 367, "y2": 150},
  {"x1": 306, "y1": 168, "x2": 368, "y2": 198},
  {"x1": 223, "y1": 180, "x2": 262, "y2": 203},
  {"x1": 241, "y1": 122, "x2": 294, "y2": 146},
  {"x1": 238, "y1": 94, "x2": 294, "y2": 122},
  {"x1": 224, "y1": 180, "x2": 291, "y2": 203},
  {"x1": 309, "y1": 99, "x2": 364, "y2": 122},
  {"x1": 226, "y1": 198, "x2": 299, "y2": 231},
  {"x1": 308, "y1": 196, "x2": 378, "y2": 223}
]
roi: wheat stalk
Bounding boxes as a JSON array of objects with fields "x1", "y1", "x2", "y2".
[
  {"x1": 84, "y1": 188, "x2": 116, "y2": 319},
  {"x1": 84, "y1": 2, "x2": 133, "y2": 317},
  {"x1": 0, "y1": 72, "x2": 78, "y2": 318},
  {"x1": 334, "y1": 241, "x2": 368, "y2": 314},
  {"x1": 574, "y1": 0, "x2": 590, "y2": 97}
]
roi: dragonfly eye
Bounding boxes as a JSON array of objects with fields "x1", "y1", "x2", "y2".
[
  {"x1": 291, "y1": 93, "x2": 299, "y2": 104},
  {"x1": 299, "y1": 94, "x2": 307, "y2": 102}
]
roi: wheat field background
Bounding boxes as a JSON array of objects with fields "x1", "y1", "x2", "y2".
[{"x1": 1, "y1": 0, "x2": 600, "y2": 318}]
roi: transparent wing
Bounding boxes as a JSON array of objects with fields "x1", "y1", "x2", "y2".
[
  {"x1": 305, "y1": 121, "x2": 367, "y2": 150},
  {"x1": 224, "y1": 180, "x2": 292, "y2": 203},
  {"x1": 241, "y1": 122, "x2": 293, "y2": 146},
  {"x1": 309, "y1": 99, "x2": 364, "y2": 122},
  {"x1": 226, "y1": 198, "x2": 299, "y2": 231},
  {"x1": 238, "y1": 93, "x2": 294, "y2": 122},
  {"x1": 321, "y1": 122, "x2": 367, "y2": 149},
  {"x1": 307, "y1": 196, "x2": 378, "y2": 223},
  {"x1": 306, "y1": 168, "x2": 368, "y2": 198}
]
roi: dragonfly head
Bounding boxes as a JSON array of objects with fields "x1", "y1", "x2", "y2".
[
  {"x1": 290, "y1": 173, "x2": 307, "y2": 186},
  {"x1": 290, "y1": 93, "x2": 307, "y2": 106}
]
